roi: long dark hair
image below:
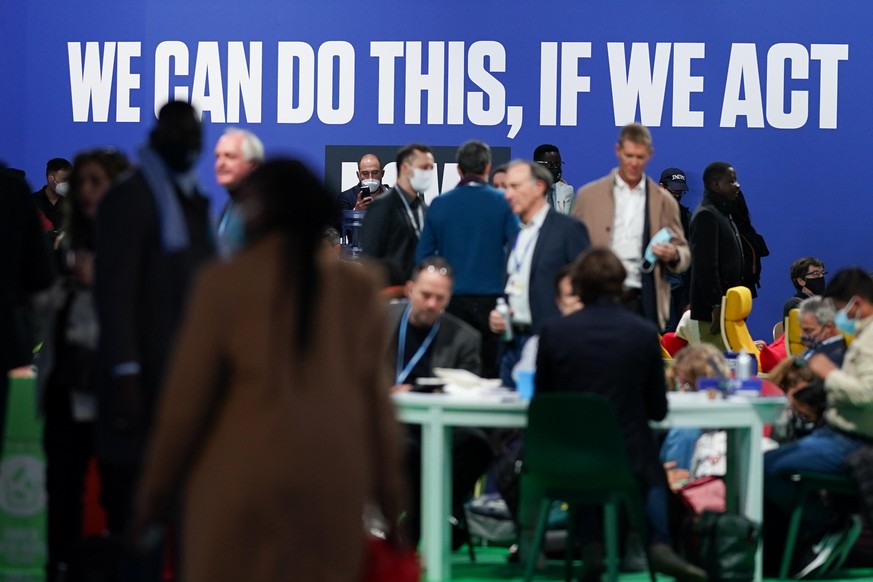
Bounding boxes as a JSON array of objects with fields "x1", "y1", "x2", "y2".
[
  {"x1": 65, "y1": 148, "x2": 130, "y2": 250},
  {"x1": 240, "y1": 159, "x2": 334, "y2": 357}
]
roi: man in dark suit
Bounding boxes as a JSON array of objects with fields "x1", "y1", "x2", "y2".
[
  {"x1": 387, "y1": 257, "x2": 492, "y2": 547},
  {"x1": 95, "y1": 101, "x2": 215, "y2": 579},
  {"x1": 361, "y1": 144, "x2": 434, "y2": 285},
  {"x1": 535, "y1": 248, "x2": 707, "y2": 581},
  {"x1": 488, "y1": 159, "x2": 589, "y2": 387},
  {"x1": 688, "y1": 162, "x2": 745, "y2": 350}
]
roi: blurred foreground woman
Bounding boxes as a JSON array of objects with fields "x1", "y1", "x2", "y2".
[{"x1": 134, "y1": 160, "x2": 407, "y2": 581}]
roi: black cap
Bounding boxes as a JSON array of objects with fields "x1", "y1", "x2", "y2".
[{"x1": 659, "y1": 167, "x2": 688, "y2": 192}]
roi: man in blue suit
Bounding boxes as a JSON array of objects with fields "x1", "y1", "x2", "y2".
[{"x1": 488, "y1": 159, "x2": 590, "y2": 387}]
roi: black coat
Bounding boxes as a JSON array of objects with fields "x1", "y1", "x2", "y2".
[
  {"x1": 731, "y1": 190, "x2": 769, "y2": 298},
  {"x1": 360, "y1": 187, "x2": 425, "y2": 285},
  {"x1": 689, "y1": 191, "x2": 744, "y2": 321},
  {"x1": 535, "y1": 300, "x2": 668, "y2": 487},
  {"x1": 95, "y1": 170, "x2": 215, "y2": 465},
  {"x1": 0, "y1": 171, "x2": 54, "y2": 372}
]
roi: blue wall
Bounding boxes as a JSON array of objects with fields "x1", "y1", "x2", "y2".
[{"x1": 2, "y1": 1, "x2": 871, "y2": 339}]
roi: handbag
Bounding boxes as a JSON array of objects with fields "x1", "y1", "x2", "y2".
[
  {"x1": 690, "y1": 510, "x2": 760, "y2": 582},
  {"x1": 678, "y1": 475, "x2": 726, "y2": 515},
  {"x1": 361, "y1": 536, "x2": 420, "y2": 582}
]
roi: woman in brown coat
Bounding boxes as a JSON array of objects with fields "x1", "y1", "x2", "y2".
[{"x1": 133, "y1": 160, "x2": 407, "y2": 581}]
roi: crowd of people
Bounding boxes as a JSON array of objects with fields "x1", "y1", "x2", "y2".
[{"x1": 1, "y1": 100, "x2": 871, "y2": 582}]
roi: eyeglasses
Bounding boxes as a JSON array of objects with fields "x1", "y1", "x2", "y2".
[
  {"x1": 804, "y1": 270, "x2": 828, "y2": 279},
  {"x1": 535, "y1": 160, "x2": 564, "y2": 170}
]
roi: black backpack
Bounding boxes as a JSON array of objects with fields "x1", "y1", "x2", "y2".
[{"x1": 690, "y1": 510, "x2": 760, "y2": 582}]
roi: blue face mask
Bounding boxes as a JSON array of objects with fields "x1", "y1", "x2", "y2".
[
  {"x1": 834, "y1": 297, "x2": 858, "y2": 336},
  {"x1": 640, "y1": 227, "x2": 674, "y2": 273}
]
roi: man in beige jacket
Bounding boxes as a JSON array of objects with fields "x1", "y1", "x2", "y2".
[{"x1": 572, "y1": 123, "x2": 690, "y2": 331}]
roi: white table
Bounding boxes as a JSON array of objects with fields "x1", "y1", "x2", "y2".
[{"x1": 392, "y1": 391, "x2": 785, "y2": 582}]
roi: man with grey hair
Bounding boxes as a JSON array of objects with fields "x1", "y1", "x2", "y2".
[
  {"x1": 417, "y1": 140, "x2": 519, "y2": 378},
  {"x1": 214, "y1": 128, "x2": 264, "y2": 255},
  {"x1": 487, "y1": 159, "x2": 589, "y2": 387},
  {"x1": 799, "y1": 295, "x2": 847, "y2": 365}
]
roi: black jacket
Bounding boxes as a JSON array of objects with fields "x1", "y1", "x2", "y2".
[
  {"x1": 360, "y1": 186, "x2": 426, "y2": 285},
  {"x1": 535, "y1": 300, "x2": 669, "y2": 487},
  {"x1": 689, "y1": 190, "x2": 744, "y2": 320},
  {"x1": 731, "y1": 190, "x2": 769, "y2": 298},
  {"x1": 95, "y1": 170, "x2": 215, "y2": 464}
]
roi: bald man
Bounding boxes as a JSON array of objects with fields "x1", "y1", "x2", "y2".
[{"x1": 335, "y1": 153, "x2": 389, "y2": 227}]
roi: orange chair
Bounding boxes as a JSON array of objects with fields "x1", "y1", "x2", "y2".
[{"x1": 719, "y1": 286, "x2": 761, "y2": 365}]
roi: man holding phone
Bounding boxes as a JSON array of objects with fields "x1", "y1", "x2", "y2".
[{"x1": 334, "y1": 153, "x2": 387, "y2": 225}]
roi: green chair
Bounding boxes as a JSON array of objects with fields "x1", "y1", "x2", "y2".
[
  {"x1": 778, "y1": 471, "x2": 859, "y2": 579},
  {"x1": 521, "y1": 393, "x2": 656, "y2": 582}
]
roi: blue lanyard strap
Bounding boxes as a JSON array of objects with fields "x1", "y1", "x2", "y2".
[
  {"x1": 396, "y1": 305, "x2": 441, "y2": 385},
  {"x1": 510, "y1": 228, "x2": 539, "y2": 274}
]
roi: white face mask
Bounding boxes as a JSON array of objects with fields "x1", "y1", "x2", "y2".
[
  {"x1": 361, "y1": 178, "x2": 381, "y2": 193},
  {"x1": 54, "y1": 181, "x2": 70, "y2": 197},
  {"x1": 409, "y1": 167, "x2": 434, "y2": 193}
]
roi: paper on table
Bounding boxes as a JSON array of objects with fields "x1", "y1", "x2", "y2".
[{"x1": 433, "y1": 368, "x2": 503, "y2": 394}]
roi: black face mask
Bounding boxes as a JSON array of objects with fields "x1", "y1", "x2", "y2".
[
  {"x1": 156, "y1": 144, "x2": 200, "y2": 173},
  {"x1": 549, "y1": 166, "x2": 562, "y2": 184},
  {"x1": 804, "y1": 277, "x2": 826, "y2": 296}
]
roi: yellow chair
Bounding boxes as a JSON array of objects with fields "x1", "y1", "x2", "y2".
[
  {"x1": 720, "y1": 286, "x2": 761, "y2": 364},
  {"x1": 785, "y1": 308, "x2": 805, "y2": 356}
]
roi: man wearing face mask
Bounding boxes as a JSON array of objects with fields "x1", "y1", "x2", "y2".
[
  {"x1": 416, "y1": 140, "x2": 519, "y2": 379},
  {"x1": 360, "y1": 144, "x2": 434, "y2": 286},
  {"x1": 783, "y1": 257, "x2": 827, "y2": 317},
  {"x1": 798, "y1": 295, "x2": 847, "y2": 365},
  {"x1": 765, "y1": 268, "x2": 873, "y2": 577},
  {"x1": 659, "y1": 167, "x2": 693, "y2": 332},
  {"x1": 688, "y1": 162, "x2": 744, "y2": 350},
  {"x1": 95, "y1": 100, "x2": 215, "y2": 580},
  {"x1": 533, "y1": 144, "x2": 574, "y2": 214},
  {"x1": 335, "y1": 153, "x2": 388, "y2": 227},
  {"x1": 32, "y1": 158, "x2": 72, "y2": 239}
]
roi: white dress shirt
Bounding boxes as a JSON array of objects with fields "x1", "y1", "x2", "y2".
[
  {"x1": 611, "y1": 173, "x2": 646, "y2": 289},
  {"x1": 506, "y1": 204, "x2": 549, "y2": 326}
]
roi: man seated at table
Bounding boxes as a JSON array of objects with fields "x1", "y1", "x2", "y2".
[
  {"x1": 387, "y1": 257, "x2": 494, "y2": 548},
  {"x1": 534, "y1": 247, "x2": 708, "y2": 582},
  {"x1": 798, "y1": 295, "x2": 848, "y2": 365},
  {"x1": 764, "y1": 268, "x2": 873, "y2": 577}
]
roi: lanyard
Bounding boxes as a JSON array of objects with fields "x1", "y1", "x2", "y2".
[
  {"x1": 396, "y1": 188, "x2": 424, "y2": 238},
  {"x1": 510, "y1": 225, "x2": 540, "y2": 274},
  {"x1": 396, "y1": 306, "x2": 441, "y2": 385}
]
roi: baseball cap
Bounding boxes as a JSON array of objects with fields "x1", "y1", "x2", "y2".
[{"x1": 659, "y1": 167, "x2": 688, "y2": 192}]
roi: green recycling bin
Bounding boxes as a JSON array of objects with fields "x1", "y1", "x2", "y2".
[{"x1": 0, "y1": 373, "x2": 47, "y2": 582}]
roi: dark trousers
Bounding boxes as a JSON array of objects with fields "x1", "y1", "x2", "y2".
[
  {"x1": 446, "y1": 294, "x2": 500, "y2": 379},
  {"x1": 575, "y1": 484, "x2": 673, "y2": 546},
  {"x1": 42, "y1": 389, "x2": 95, "y2": 581},
  {"x1": 98, "y1": 462, "x2": 165, "y2": 582}
]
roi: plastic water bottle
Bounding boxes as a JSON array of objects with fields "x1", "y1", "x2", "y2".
[
  {"x1": 495, "y1": 298, "x2": 513, "y2": 342},
  {"x1": 736, "y1": 349, "x2": 753, "y2": 380}
]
